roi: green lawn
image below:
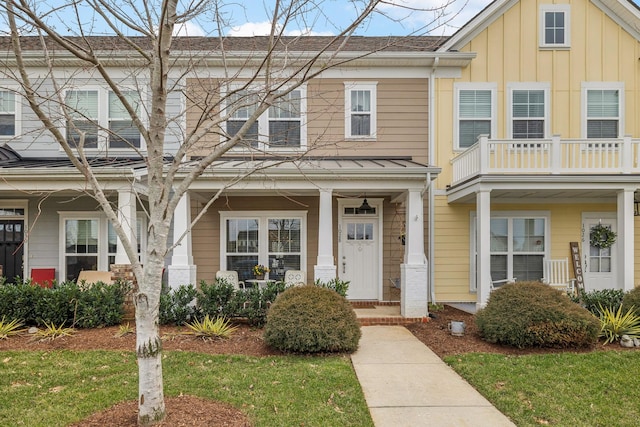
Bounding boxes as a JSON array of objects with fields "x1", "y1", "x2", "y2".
[
  {"x1": 0, "y1": 350, "x2": 374, "y2": 427},
  {"x1": 445, "y1": 350, "x2": 640, "y2": 427}
]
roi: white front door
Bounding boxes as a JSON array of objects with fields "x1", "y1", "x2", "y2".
[
  {"x1": 582, "y1": 215, "x2": 618, "y2": 291},
  {"x1": 340, "y1": 218, "x2": 379, "y2": 300}
]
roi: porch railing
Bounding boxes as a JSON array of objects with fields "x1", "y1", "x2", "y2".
[{"x1": 451, "y1": 135, "x2": 640, "y2": 185}]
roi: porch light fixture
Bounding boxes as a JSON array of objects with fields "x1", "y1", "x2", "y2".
[
  {"x1": 358, "y1": 198, "x2": 375, "y2": 214},
  {"x1": 635, "y1": 198, "x2": 640, "y2": 217}
]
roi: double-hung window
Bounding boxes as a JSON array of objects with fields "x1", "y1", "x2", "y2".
[
  {"x1": 61, "y1": 212, "x2": 146, "y2": 282},
  {"x1": 221, "y1": 212, "x2": 306, "y2": 283},
  {"x1": 471, "y1": 212, "x2": 548, "y2": 289},
  {"x1": 65, "y1": 90, "x2": 99, "y2": 148},
  {"x1": 108, "y1": 91, "x2": 142, "y2": 148},
  {"x1": 64, "y1": 88, "x2": 143, "y2": 151},
  {"x1": 0, "y1": 90, "x2": 19, "y2": 138},
  {"x1": 455, "y1": 83, "x2": 496, "y2": 149},
  {"x1": 345, "y1": 82, "x2": 377, "y2": 138},
  {"x1": 583, "y1": 83, "x2": 623, "y2": 139},
  {"x1": 225, "y1": 87, "x2": 305, "y2": 149},
  {"x1": 539, "y1": 5, "x2": 570, "y2": 48},
  {"x1": 508, "y1": 84, "x2": 549, "y2": 139}
]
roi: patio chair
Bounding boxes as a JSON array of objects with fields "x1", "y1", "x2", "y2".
[
  {"x1": 31, "y1": 268, "x2": 56, "y2": 288},
  {"x1": 542, "y1": 258, "x2": 576, "y2": 294},
  {"x1": 216, "y1": 270, "x2": 245, "y2": 290},
  {"x1": 284, "y1": 270, "x2": 306, "y2": 286},
  {"x1": 490, "y1": 276, "x2": 516, "y2": 290}
]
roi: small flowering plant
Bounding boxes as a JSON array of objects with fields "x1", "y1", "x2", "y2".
[{"x1": 252, "y1": 264, "x2": 270, "y2": 277}]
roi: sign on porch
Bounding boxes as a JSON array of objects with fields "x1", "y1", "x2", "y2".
[{"x1": 569, "y1": 242, "x2": 584, "y2": 291}]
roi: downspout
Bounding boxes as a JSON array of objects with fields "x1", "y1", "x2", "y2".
[{"x1": 428, "y1": 56, "x2": 439, "y2": 304}]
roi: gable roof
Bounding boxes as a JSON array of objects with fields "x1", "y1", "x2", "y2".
[{"x1": 438, "y1": 0, "x2": 640, "y2": 52}]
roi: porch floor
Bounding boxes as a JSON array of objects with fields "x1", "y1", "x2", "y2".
[{"x1": 352, "y1": 301, "x2": 429, "y2": 326}]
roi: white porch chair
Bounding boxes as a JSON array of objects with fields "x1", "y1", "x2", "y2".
[
  {"x1": 490, "y1": 276, "x2": 516, "y2": 290},
  {"x1": 284, "y1": 270, "x2": 306, "y2": 286},
  {"x1": 542, "y1": 258, "x2": 576, "y2": 294},
  {"x1": 216, "y1": 270, "x2": 245, "y2": 290}
]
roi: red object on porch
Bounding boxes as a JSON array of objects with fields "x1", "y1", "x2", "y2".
[{"x1": 31, "y1": 268, "x2": 56, "y2": 288}]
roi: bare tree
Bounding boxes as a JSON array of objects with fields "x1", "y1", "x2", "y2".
[{"x1": 0, "y1": 0, "x2": 460, "y2": 424}]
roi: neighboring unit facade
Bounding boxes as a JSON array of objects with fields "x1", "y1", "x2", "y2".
[
  {"x1": 431, "y1": 0, "x2": 640, "y2": 309},
  {"x1": 0, "y1": 36, "x2": 472, "y2": 318}
]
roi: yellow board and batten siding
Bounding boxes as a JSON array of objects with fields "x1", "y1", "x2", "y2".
[{"x1": 432, "y1": 0, "x2": 640, "y2": 302}]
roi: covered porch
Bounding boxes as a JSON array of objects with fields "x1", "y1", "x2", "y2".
[{"x1": 172, "y1": 157, "x2": 440, "y2": 318}]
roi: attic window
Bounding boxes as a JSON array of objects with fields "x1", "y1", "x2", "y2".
[{"x1": 540, "y1": 5, "x2": 570, "y2": 48}]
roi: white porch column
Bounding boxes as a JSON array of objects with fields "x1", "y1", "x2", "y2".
[
  {"x1": 617, "y1": 189, "x2": 635, "y2": 292},
  {"x1": 401, "y1": 188, "x2": 428, "y2": 318},
  {"x1": 476, "y1": 189, "x2": 492, "y2": 310},
  {"x1": 116, "y1": 189, "x2": 137, "y2": 265},
  {"x1": 314, "y1": 189, "x2": 336, "y2": 282},
  {"x1": 168, "y1": 193, "x2": 196, "y2": 290}
]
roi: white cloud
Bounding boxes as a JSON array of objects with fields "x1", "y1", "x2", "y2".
[
  {"x1": 228, "y1": 21, "x2": 335, "y2": 37},
  {"x1": 173, "y1": 21, "x2": 205, "y2": 37},
  {"x1": 377, "y1": 0, "x2": 487, "y2": 34}
]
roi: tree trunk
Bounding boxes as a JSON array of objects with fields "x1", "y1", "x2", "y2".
[{"x1": 135, "y1": 254, "x2": 167, "y2": 424}]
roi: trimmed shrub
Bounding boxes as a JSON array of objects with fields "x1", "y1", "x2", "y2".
[
  {"x1": 197, "y1": 279, "x2": 238, "y2": 319},
  {"x1": 476, "y1": 281, "x2": 600, "y2": 349},
  {"x1": 74, "y1": 280, "x2": 130, "y2": 328},
  {"x1": 314, "y1": 278, "x2": 349, "y2": 297},
  {"x1": 573, "y1": 288, "x2": 625, "y2": 316},
  {"x1": 264, "y1": 285, "x2": 361, "y2": 353},
  {"x1": 159, "y1": 284, "x2": 199, "y2": 325},
  {"x1": 621, "y1": 287, "x2": 640, "y2": 317}
]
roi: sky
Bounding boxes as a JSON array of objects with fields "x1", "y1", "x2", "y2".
[{"x1": 2, "y1": 0, "x2": 490, "y2": 38}]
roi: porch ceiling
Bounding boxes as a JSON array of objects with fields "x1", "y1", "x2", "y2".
[{"x1": 446, "y1": 175, "x2": 640, "y2": 204}]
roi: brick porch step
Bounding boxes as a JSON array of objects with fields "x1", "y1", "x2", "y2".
[{"x1": 352, "y1": 302, "x2": 429, "y2": 326}]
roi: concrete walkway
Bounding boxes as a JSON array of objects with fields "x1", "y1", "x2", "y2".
[{"x1": 351, "y1": 326, "x2": 516, "y2": 427}]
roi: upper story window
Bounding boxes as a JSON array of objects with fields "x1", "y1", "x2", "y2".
[
  {"x1": 344, "y1": 82, "x2": 377, "y2": 139},
  {"x1": 539, "y1": 5, "x2": 570, "y2": 48},
  {"x1": 582, "y1": 83, "x2": 623, "y2": 139},
  {"x1": 454, "y1": 83, "x2": 496, "y2": 149},
  {"x1": 64, "y1": 88, "x2": 143, "y2": 151},
  {"x1": 0, "y1": 90, "x2": 20, "y2": 138},
  {"x1": 225, "y1": 87, "x2": 305, "y2": 150},
  {"x1": 508, "y1": 83, "x2": 549, "y2": 139}
]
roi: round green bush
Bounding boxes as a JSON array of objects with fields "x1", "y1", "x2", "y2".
[
  {"x1": 621, "y1": 287, "x2": 640, "y2": 316},
  {"x1": 264, "y1": 285, "x2": 361, "y2": 353},
  {"x1": 475, "y1": 281, "x2": 600, "y2": 349}
]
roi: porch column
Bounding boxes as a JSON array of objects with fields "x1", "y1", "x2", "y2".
[
  {"x1": 401, "y1": 188, "x2": 428, "y2": 318},
  {"x1": 168, "y1": 193, "x2": 196, "y2": 290},
  {"x1": 314, "y1": 189, "x2": 336, "y2": 282},
  {"x1": 617, "y1": 189, "x2": 635, "y2": 292},
  {"x1": 476, "y1": 189, "x2": 492, "y2": 310},
  {"x1": 115, "y1": 189, "x2": 137, "y2": 265}
]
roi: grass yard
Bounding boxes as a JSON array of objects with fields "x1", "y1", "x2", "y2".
[
  {"x1": 445, "y1": 350, "x2": 640, "y2": 427},
  {"x1": 0, "y1": 350, "x2": 373, "y2": 427}
]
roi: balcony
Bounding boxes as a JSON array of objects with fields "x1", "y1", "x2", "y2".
[{"x1": 451, "y1": 135, "x2": 640, "y2": 186}]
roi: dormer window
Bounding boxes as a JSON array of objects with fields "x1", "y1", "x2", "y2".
[{"x1": 540, "y1": 5, "x2": 570, "y2": 48}]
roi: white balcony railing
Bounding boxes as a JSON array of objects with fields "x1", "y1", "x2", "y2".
[{"x1": 451, "y1": 135, "x2": 640, "y2": 185}]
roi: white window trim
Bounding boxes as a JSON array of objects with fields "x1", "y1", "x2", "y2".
[
  {"x1": 539, "y1": 4, "x2": 571, "y2": 49},
  {"x1": 58, "y1": 211, "x2": 147, "y2": 281},
  {"x1": 453, "y1": 82, "x2": 497, "y2": 151},
  {"x1": 506, "y1": 82, "x2": 551, "y2": 139},
  {"x1": 222, "y1": 85, "x2": 307, "y2": 152},
  {"x1": 580, "y1": 82, "x2": 624, "y2": 139},
  {"x1": 469, "y1": 210, "x2": 550, "y2": 291},
  {"x1": 219, "y1": 210, "x2": 307, "y2": 273},
  {"x1": 62, "y1": 87, "x2": 146, "y2": 153},
  {"x1": 0, "y1": 88, "x2": 21, "y2": 139},
  {"x1": 344, "y1": 81, "x2": 377, "y2": 140}
]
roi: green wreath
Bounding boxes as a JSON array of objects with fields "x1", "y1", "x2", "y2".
[{"x1": 590, "y1": 223, "x2": 616, "y2": 249}]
